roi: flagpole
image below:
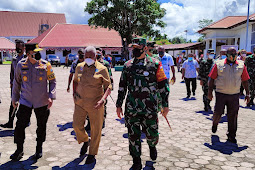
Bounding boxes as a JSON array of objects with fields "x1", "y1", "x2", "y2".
[{"x1": 245, "y1": 0, "x2": 251, "y2": 51}]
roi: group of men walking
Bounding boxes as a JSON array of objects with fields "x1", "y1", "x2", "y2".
[{"x1": 0, "y1": 37, "x2": 255, "y2": 170}]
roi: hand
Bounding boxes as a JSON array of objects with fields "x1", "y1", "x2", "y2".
[
  {"x1": 245, "y1": 95, "x2": 250, "y2": 104},
  {"x1": 171, "y1": 76, "x2": 176, "y2": 84},
  {"x1": 182, "y1": 75, "x2": 184, "y2": 79},
  {"x1": 208, "y1": 92, "x2": 213, "y2": 101},
  {"x1": 162, "y1": 107, "x2": 169, "y2": 117},
  {"x1": 12, "y1": 101, "x2": 18, "y2": 108},
  {"x1": 116, "y1": 107, "x2": 123, "y2": 119},
  {"x1": 47, "y1": 98, "x2": 53, "y2": 109},
  {"x1": 67, "y1": 86, "x2": 70, "y2": 93},
  {"x1": 200, "y1": 80, "x2": 203, "y2": 86},
  {"x1": 94, "y1": 99, "x2": 104, "y2": 109}
]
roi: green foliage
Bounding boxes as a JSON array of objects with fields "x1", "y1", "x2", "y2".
[
  {"x1": 170, "y1": 36, "x2": 186, "y2": 44},
  {"x1": 85, "y1": 0, "x2": 166, "y2": 47},
  {"x1": 156, "y1": 39, "x2": 171, "y2": 45},
  {"x1": 198, "y1": 19, "x2": 214, "y2": 29}
]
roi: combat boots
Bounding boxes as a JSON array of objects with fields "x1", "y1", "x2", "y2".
[
  {"x1": 10, "y1": 143, "x2": 24, "y2": 160},
  {"x1": 130, "y1": 157, "x2": 142, "y2": 170},
  {"x1": 149, "y1": 146, "x2": 157, "y2": 160},
  {"x1": 32, "y1": 142, "x2": 43, "y2": 159}
]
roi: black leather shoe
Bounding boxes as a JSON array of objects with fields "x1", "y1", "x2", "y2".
[
  {"x1": 186, "y1": 95, "x2": 190, "y2": 99},
  {"x1": 80, "y1": 140, "x2": 90, "y2": 156},
  {"x1": 212, "y1": 125, "x2": 217, "y2": 133},
  {"x1": 0, "y1": 122, "x2": 13, "y2": 128},
  {"x1": 227, "y1": 137, "x2": 237, "y2": 144},
  {"x1": 149, "y1": 146, "x2": 157, "y2": 160},
  {"x1": 193, "y1": 92, "x2": 195, "y2": 96},
  {"x1": 10, "y1": 150, "x2": 24, "y2": 160},
  {"x1": 130, "y1": 157, "x2": 142, "y2": 170},
  {"x1": 33, "y1": 147, "x2": 42, "y2": 159},
  {"x1": 85, "y1": 155, "x2": 95, "y2": 164}
]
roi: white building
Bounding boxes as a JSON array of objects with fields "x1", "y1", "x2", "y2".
[{"x1": 198, "y1": 13, "x2": 255, "y2": 55}]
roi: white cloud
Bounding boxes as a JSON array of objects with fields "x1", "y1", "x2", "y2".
[
  {"x1": 160, "y1": 0, "x2": 255, "y2": 41},
  {"x1": 0, "y1": 0, "x2": 254, "y2": 42}
]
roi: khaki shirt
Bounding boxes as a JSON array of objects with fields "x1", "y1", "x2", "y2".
[{"x1": 74, "y1": 61, "x2": 112, "y2": 108}]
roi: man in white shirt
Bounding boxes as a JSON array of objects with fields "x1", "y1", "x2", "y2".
[
  {"x1": 182, "y1": 53, "x2": 200, "y2": 98},
  {"x1": 158, "y1": 46, "x2": 176, "y2": 83}
]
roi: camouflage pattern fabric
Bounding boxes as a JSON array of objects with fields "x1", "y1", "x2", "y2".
[
  {"x1": 116, "y1": 56, "x2": 169, "y2": 157},
  {"x1": 245, "y1": 55, "x2": 255, "y2": 102},
  {"x1": 198, "y1": 59, "x2": 214, "y2": 107}
]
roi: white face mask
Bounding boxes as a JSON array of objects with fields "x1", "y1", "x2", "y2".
[
  {"x1": 241, "y1": 54, "x2": 246, "y2": 57},
  {"x1": 208, "y1": 54, "x2": 214, "y2": 59},
  {"x1": 85, "y1": 58, "x2": 95, "y2": 66}
]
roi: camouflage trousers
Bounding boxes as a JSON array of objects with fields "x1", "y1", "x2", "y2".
[
  {"x1": 125, "y1": 111, "x2": 159, "y2": 158},
  {"x1": 249, "y1": 79, "x2": 255, "y2": 101},
  {"x1": 202, "y1": 82, "x2": 210, "y2": 106}
]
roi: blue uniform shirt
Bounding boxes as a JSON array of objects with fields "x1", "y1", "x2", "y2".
[
  {"x1": 10, "y1": 54, "x2": 24, "y2": 85},
  {"x1": 12, "y1": 58, "x2": 56, "y2": 108}
]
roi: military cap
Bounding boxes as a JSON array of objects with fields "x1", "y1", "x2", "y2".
[
  {"x1": 147, "y1": 41, "x2": 156, "y2": 48},
  {"x1": 132, "y1": 38, "x2": 147, "y2": 46},
  {"x1": 207, "y1": 49, "x2": 214, "y2": 53}
]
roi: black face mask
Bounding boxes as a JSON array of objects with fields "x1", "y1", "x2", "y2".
[
  {"x1": 133, "y1": 48, "x2": 144, "y2": 58},
  {"x1": 16, "y1": 48, "x2": 22, "y2": 54},
  {"x1": 96, "y1": 54, "x2": 101, "y2": 60},
  {"x1": 34, "y1": 52, "x2": 41, "y2": 60},
  {"x1": 79, "y1": 55, "x2": 84, "y2": 60},
  {"x1": 158, "y1": 51, "x2": 164, "y2": 56}
]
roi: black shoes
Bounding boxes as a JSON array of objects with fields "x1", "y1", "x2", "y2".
[
  {"x1": 186, "y1": 95, "x2": 190, "y2": 99},
  {"x1": 33, "y1": 146, "x2": 43, "y2": 159},
  {"x1": 0, "y1": 122, "x2": 13, "y2": 128},
  {"x1": 193, "y1": 92, "x2": 195, "y2": 96},
  {"x1": 212, "y1": 125, "x2": 217, "y2": 133},
  {"x1": 227, "y1": 137, "x2": 237, "y2": 144},
  {"x1": 80, "y1": 140, "x2": 90, "y2": 156},
  {"x1": 149, "y1": 146, "x2": 157, "y2": 161},
  {"x1": 85, "y1": 154, "x2": 95, "y2": 164},
  {"x1": 130, "y1": 157, "x2": 142, "y2": 170},
  {"x1": 247, "y1": 100, "x2": 254, "y2": 107},
  {"x1": 10, "y1": 150, "x2": 24, "y2": 161}
]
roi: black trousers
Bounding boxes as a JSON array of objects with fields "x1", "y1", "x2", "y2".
[
  {"x1": 14, "y1": 104, "x2": 50, "y2": 145},
  {"x1": 8, "y1": 88, "x2": 17, "y2": 125},
  {"x1": 184, "y1": 78, "x2": 197, "y2": 96}
]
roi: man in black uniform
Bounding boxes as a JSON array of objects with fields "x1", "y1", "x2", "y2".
[{"x1": 0, "y1": 40, "x2": 25, "y2": 128}]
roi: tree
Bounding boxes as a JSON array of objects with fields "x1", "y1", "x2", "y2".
[
  {"x1": 198, "y1": 19, "x2": 213, "y2": 41},
  {"x1": 85, "y1": 0, "x2": 166, "y2": 60},
  {"x1": 170, "y1": 36, "x2": 186, "y2": 44}
]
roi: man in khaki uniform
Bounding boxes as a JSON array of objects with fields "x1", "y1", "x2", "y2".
[{"x1": 72, "y1": 46, "x2": 112, "y2": 164}]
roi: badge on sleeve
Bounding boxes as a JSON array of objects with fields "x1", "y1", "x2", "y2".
[
  {"x1": 23, "y1": 76, "x2": 28, "y2": 82},
  {"x1": 95, "y1": 68, "x2": 99, "y2": 73}
]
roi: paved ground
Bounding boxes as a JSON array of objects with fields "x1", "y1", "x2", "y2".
[{"x1": 0, "y1": 64, "x2": 255, "y2": 170}]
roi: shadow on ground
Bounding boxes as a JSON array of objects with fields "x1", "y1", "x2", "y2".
[
  {"x1": 57, "y1": 122, "x2": 73, "y2": 131},
  {"x1": 143, "y1": 161, "x2": 156, "y2": 170},
  {"x1": 0, "y1": 156, "x2": 38, "y2": 169},
  {"x1": 52, "y1": 155, "x2": 96, "y2": 170},
  {"x1": 195, "y1": 110, "x2": 213, "y2": 116},
  {"x1": 0, "y1": 128, "x2": 14, "y2": 137},
  {"x1": 206, "y1": 115, "x2": 228, "y2": 123},
  {"x1": 240, "y1": 105, "x2": 255, "y2": 111},
  {"x1": 204, "y1": 135, "x2": 248, "y2": 155},
  {"x1": 180, "y1": 97, "x2": 196, "y2": 101},
  {"x1": 116, "y1": 118, "x2": 125, "y2": 124}
]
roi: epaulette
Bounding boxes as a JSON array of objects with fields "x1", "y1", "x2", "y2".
[
  {"x1": 19, "y1": 58, "x2": 28, "y2": 63},
  {"x1": 12, "y1": 55, "x2": 18, "y2": 60}
]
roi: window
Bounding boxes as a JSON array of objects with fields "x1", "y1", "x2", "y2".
[
  {"x1": 251, "y1": 24, "x2": 255, "y2": 51},
  {"x1": 63, "y1": 50, "x2": 71, "y2": 57},
  {"x1": 46, "y1": 49, "x2": 55, "y2": 55},
  {"x1": 111, "y1": 51, "x2": 118, "y2": 54}
]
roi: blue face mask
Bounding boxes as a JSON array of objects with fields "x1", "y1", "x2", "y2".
[
  {"x1": 221, "y1": 55, "x2": 227, "y2": 59},
  {"x1": 188, "y1": 57, "x2": 193, "y2": 61}
]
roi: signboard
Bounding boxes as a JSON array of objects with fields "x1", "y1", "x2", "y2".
[{"x1": 221, "y1": 45, "x2": 239, "y2": 51}]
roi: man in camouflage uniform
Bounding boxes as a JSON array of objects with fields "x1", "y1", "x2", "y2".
[
  {"x1": 116, "y1": 38, "x2": 170, "y2": 170},
  {"x1": 198, "y1": 50, "x2": 215, "y2": 111},
  {"x1": 245, "y1": 49, "x2": 255, "y2": 107}
]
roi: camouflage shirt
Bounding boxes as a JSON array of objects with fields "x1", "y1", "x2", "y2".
[
  {"x1": 198, "y1": 59, "x2": 214, "y2": 82},
  {"x1": 245, "y1": 55, "x2": 255, "y2": 79},
  {"x1": 116, "y1": 56, "x2": 169, "y2": 114},
  {"x1": 98, "y1": 59, "x2": 113, "y2": 87}
]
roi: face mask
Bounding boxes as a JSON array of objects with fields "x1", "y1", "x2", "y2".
[
  {"x1": 85, "y1": 58, "x2": 95, "y2": 66},
  {"x1": 208, "y1": 54, "x2": 214, "y2": 59},
  {"x1": 188, "y1": 57, "x2": 193, "y2": 61},
  {"x1": 34, "y1": 52, "x2": 41, "y2": 60},
  {"x1": 96, "y1": 54, "x2": 101, "y2": 60},
  {"x1": 79, "y1": 55, "x2": 84, "y2": 60},
  {"x1": 16, "y1": 47, "x2": 22, "y2": 54},
  {"x1": 133, "y1": 48, "x2": 144, "y2": 58},
  {"x1": 227, "y1": 53, "x2": 237, "y2": 63},
  {"x1": 158, "y1": 51, "x2": 164, "y2": 56},
  {"x1": 221, "y1": 55, "x2": 227, "y2": 59},
  {"x1": 241, "y1": 54, "x2": 246, "y2": 57}
]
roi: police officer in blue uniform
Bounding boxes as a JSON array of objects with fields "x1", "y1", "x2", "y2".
[
  {"x1": 10, "y1": 44, "x2": 56, "y2": 160},
  {"x1": 0, "y1": 40, "x2": 26, "y2": 128}
]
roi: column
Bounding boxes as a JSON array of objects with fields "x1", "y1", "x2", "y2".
[
  {"x1": 212, "y1": 38, "x2": 216, "y2": 52},
  {"x1": 204, "y1": 39, "x2": 210, "y2": 57}
]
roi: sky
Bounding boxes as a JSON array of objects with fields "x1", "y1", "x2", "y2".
[{"x1": 0, "y1": 0, "x2": 254, "y2": 41}]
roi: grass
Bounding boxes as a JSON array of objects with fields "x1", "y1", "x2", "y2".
[{"x1": 3, "y1": 61, "x2": 12, "y2": 64}]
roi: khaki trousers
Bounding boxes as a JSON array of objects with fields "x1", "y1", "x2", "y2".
[{"x1": 73, "y1": 104, "x2": 104, "y2": 155}]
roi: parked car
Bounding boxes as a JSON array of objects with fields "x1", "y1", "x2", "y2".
[
  {"x1": 112, "y1": 54, "x2": 126, "y2": 66},
  {"x1": 47, "y1": 55, "x2": 61, "y2": 67},
  {"x1": 67, "y1": 54, "x2": 78, "y2": 65}
]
